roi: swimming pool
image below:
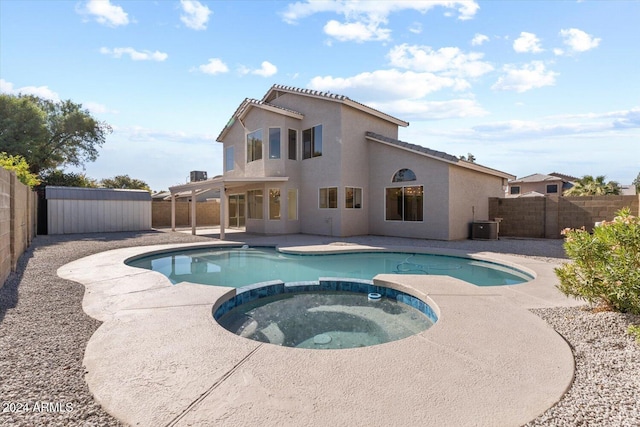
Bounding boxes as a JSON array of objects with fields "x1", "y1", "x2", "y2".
[{"x1": 127, "y1": 246, "x2": 533, "y2": 287}]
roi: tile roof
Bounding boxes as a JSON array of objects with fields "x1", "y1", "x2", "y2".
[
  {"x1": 216, "y1": 98, "x2": 304, "y2": 142},
  {"x1": 264, "y1": 84, "x2": 409, "y2": 127},
  {"x1": 365, "y1": 132, "x2": 460, "y2": 162},
  {"x1": 510, "y1": 173, "x2": 564, "y2": 183}
]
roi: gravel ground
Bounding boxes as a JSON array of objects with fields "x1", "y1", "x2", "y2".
[{"x1": 1, "y1": 231, "x2": 638, "y2": 426}]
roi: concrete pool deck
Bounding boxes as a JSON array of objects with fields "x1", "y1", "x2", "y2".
[{"x1": 57, "y1": 234, "x2": 584, "y2": 426}]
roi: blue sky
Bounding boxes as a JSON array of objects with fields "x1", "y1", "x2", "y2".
[{"x1": 1, "y1": 0, "x2": 638, "y2": 191}]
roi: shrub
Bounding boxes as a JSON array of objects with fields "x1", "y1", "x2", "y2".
[
  {"x1": 629, "y1": 324, "x2": 640, "y2": 344},
  {"x1": 555, "y1": 208, "x2": 640, "y2": 314}
]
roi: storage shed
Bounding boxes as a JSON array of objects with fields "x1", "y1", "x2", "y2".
[{"x1": 45, "y1": 186, "x2": 152, "y2": 234}]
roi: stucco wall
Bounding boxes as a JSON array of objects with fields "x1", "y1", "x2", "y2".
[
  {"x1": 368, "y1": 142, "x2": 450, "y2": 240},
  {"x1": 449, "y1": 166, "x2": 506, "y2": 240},
  {"x1": 338, "y1": 105, "x2": 400, "y2": 236}
]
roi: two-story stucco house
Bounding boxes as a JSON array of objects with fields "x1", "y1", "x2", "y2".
[{"x1": 169, "y1": 84, "x2": 514, "y2": 240}]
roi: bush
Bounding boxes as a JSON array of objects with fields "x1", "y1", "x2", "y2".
[{"x1": 555, "y1": 208, "x2": 640, "y2": 314}]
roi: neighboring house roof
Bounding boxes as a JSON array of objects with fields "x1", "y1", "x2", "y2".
[
  {"x1": 620, "y1": 185, "x2": 638, "y2": 196},
  {"x1": 516, "y1": 191, "x2": 547, "y2": 198},
  {"x1": 365, "y1": 132, "x2": 515, "y2": 180},
  {"x1": 548, "y1": 172, "x2": 578, "y2": 182},
  {"x1": 510, "y1": 173, "x2": 565, "y2": 184}
]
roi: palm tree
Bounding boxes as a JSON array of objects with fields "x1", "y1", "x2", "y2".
[{"x1": 565, "y1": 175, "x2": 621, "y2": 196}]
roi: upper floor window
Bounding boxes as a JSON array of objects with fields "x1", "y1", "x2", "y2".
[
  {"x1": 303, "y1": 125, "x2": 322, "y2": 159},
  {"x1": 546, "y1": 184, "x2": 558, "y2": 194},
  {"x1": 392, "y1": 168, "x2": 416, "y2": 182},
  {"x1": 288, "y1": 129, "x2": 297, "y2": 160},
  {"x1": 269, "y1": 128, "x2": 281, "y2": 159},
  {"x1": 247, "y1": 129, "x2": 262, "y2": 163},
  {"x1": 224, "y1": 146, "x2": 234, "y2": 172},
  {"x1": 510, "y1": 186, "x2": 521, "y2": 195}
]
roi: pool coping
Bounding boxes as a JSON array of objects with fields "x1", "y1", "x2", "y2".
[{"x1": 58, "y1": 240, "x2": 583, "y2": 426}]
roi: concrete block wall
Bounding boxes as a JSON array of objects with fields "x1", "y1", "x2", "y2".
[
  {"x1": 489, "y1": 195, "x2": 640, "y2": 238},
  {"x1": 0, "y1": 169, "x2": 11, "y2": 287},
  {"x1": 1, "y1": 168, "x2": 37, "y2": 288},
  {"x1": 489, "y1": 197, "x2": 546, "y2": 238},
  {"x1": 152, "y1": 200, "x2": 220, "y2": 228},
  {"x1": 559, "y1": 195, "x2": 639, "y2": 232}
]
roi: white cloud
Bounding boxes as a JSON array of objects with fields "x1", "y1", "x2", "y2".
[
  {"x1": 559, "y1": 28, "x2": 601, "y2": 53},
  {"x1": 79, "y1": 0, "x2": 130, "y2": 27},
  {"x1": 471, "y1": 33, "x2": 489, "y2": 46},
  {"x1": 323, "y1": 19, "x2": 391, "y2": 42},
  {"x1": 388, "y1": 44, "x2": 493, "y2": 79},
  {"x1": 513, "y1": 32, "x2": 543, "y2": 53},
  {"x1": 492, "y1": 61, "x2": 557, "y2": 92},
  {"x1": 370, "y1": 98, "x2": 488, "y2": 120},
  {"x1": 465, "y1": 107, "x2": 640, "y2": 140},
  {"x1": 309, "y1": 69, "x2": 466, "y2": 102},
  {"x1": 180, "y1": 0, "x2": 212, "y2": 31},
  {"x1": 408, "y1": 22, "x2": 422, "y2": 34},
  {"x1": 84, "y1": 102, "x2": 118, "y2": 114},
  {"x1": 282, "y1": 1, "x2": 479, "y2": 42},
  {"x1": 100, "y1": 47, "x2": 168, "y2": 61},
  {"x1": 197, "y1": 58, "x2": 229, "y2": 75},
  {"x1": 0, "y1": 79, "x2": 60, "y2": 101},
  {"x1": 252, "y1": 61, "x2": 278, "y2": 77}
]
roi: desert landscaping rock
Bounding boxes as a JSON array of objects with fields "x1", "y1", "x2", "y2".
[{"x1": 1, "y1": 230, "x2": 638, "y2": 426}]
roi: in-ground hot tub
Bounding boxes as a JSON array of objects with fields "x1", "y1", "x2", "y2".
[{"x1": 213, "y1": 280, "x2": 438, "y2": 350}]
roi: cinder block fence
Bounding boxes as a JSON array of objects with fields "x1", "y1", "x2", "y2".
[
  {"x1": 0, "y1": 168, "x2": 37, "y2": 288},
  {"x1": 489, "y1": 195, "x2": 640, "y2": 239}
]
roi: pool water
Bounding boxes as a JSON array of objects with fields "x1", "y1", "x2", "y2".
[
  {"x1": 217, "y1": 291, "x2": 435, "y2": 349},
  {"x1": 127, "y1": 247, "x2": 532, "y2": 287}
]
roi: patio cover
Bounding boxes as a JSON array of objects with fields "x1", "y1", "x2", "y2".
[{"x1": 169, "y1": 176, "x2": 288, "y2": 238}]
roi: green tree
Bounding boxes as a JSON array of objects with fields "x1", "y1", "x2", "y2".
[
  {"x1": 0, "y1": 152, "x2": 40, "y2": 187},
  {"x1": 39, "y1": 169, "x2": 98, "y2": 188},
  {"x1": 564, "y1": 175, "x2": 621, "y2": 196},
  {"x1": 100, "y1": 175, "x2": 151, "y2": 192},
  {"x1": 0, "y1": 94, "x2": 112, "y2": 174},
  {"x1": 633, "y1": 172, "x2": 640, "y2": 193}
]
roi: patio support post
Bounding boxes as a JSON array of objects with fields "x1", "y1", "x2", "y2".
[
  {"x1": 171, "y1": 193, "x2": 176, "y2": 231},
  {"x1": 191, "y1": 189, "x2": 196, "y2": 235},
  {"x1": 220, "y1": 187, "x2": 225, "y2": 240}
]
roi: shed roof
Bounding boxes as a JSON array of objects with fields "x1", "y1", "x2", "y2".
[{"x1": 46, "y1": 186, "x2": 151, "y2": 201}]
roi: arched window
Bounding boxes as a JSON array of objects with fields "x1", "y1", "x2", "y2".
[{"x1": 392, "y1": 168, "x2": 416, "y2": 182}]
